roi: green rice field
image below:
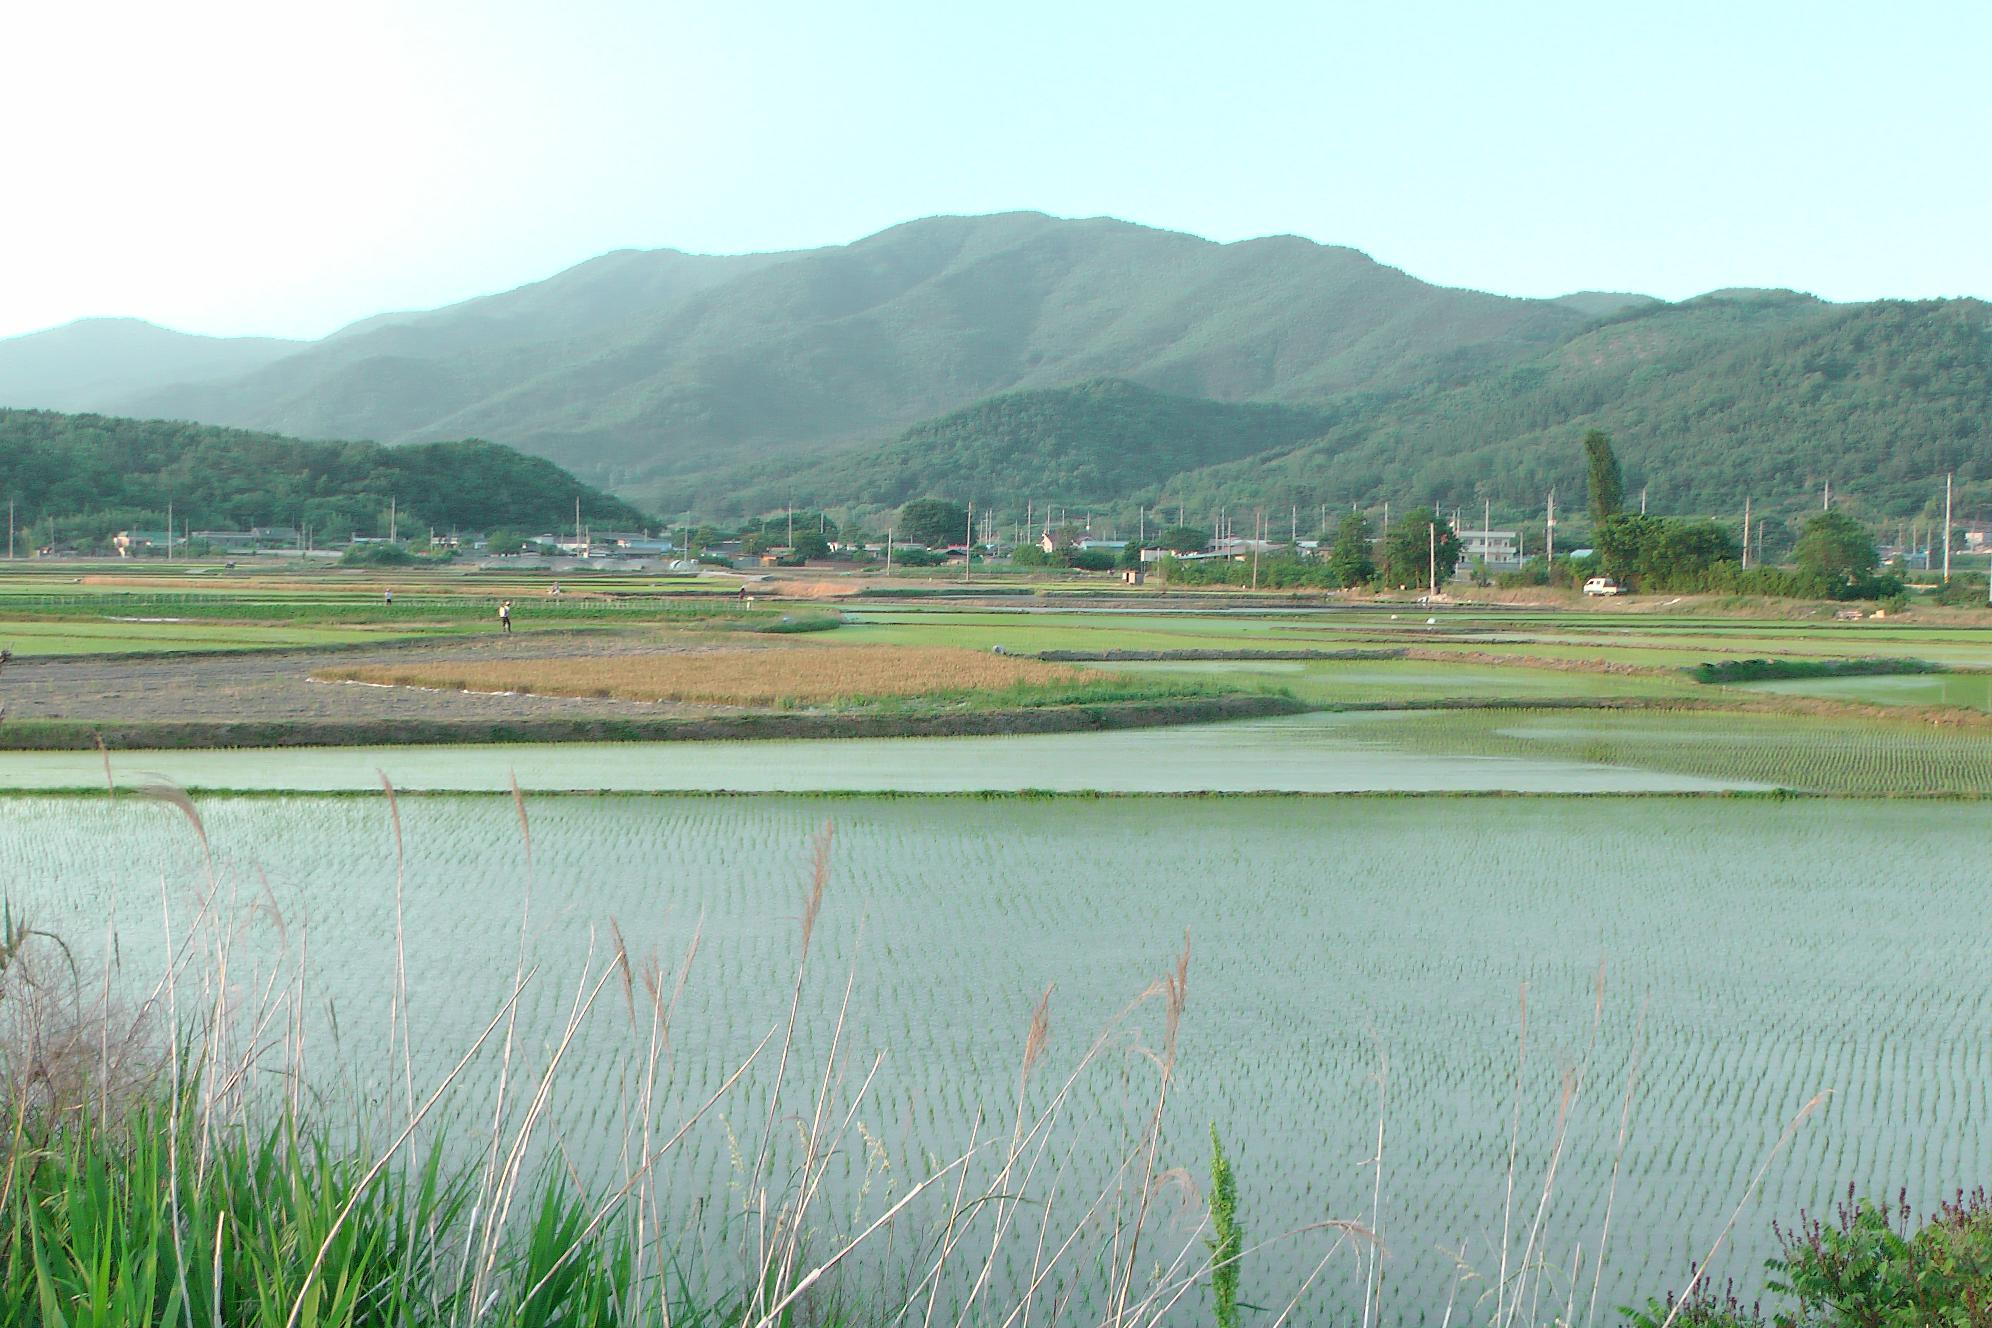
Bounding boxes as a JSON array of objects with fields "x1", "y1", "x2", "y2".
[
  {"x1": 12, "y1": 700, "x2": 1992, "y2": 795},
  {"x1": 1380, "y1": 707, "x2": 1992, "y2": 795},
  {"x1": 1082, "y1": 657, "x2": 1701, "y2": 704},
  {"x1": 0, "y1": 713, "x2": 1763, "y2": 793},
  {"x1": 11, "y1": 793, "x2": 1985, "y2": 1321},
  {"x1": 6, "y1": 579, "x2": 1992, "y2": 1318},
  {"x1": 1739, "y1": 670, "x2": 1992, "y2": 710}
]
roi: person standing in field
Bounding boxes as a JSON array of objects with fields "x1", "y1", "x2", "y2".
[
  {"x1": 499, "y1": 600, "x2": 512, "y2": 633},
  {"x1": 384, "y1": 588, "x2": 393, "y2": 606}
]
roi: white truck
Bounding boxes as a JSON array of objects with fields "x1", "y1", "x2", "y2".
[{"x1": 1582, "y1": 576, "x2": 1623, "y2": 597}]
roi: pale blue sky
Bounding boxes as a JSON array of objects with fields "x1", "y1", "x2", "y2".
[{"x1": 3, "y1": 0, "x2": 1988, "y2": 339}]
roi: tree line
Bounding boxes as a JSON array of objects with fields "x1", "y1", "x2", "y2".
[{"x1": 0, "y1": 410, "x2": 647, "y2": 545}]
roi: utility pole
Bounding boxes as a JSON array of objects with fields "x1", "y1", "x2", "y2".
[
  {"x1": 1823, "y1": 481, "x2": 1831, "y2": 511},
  {"x1": 1640, "y1": 486, "x2": 1648, "y2": 515},
  {"x1": 1944, "y1": 473, "x2": 1954, "y2": 583},
  {"x1": 1428, "y1": 519, "x2": 1438, "y2": 596},
  {"x1": 165, "y1": 501, "x2": 172, "y2": 562},
  {"x1": 884, "y1": 527, "x2": 894, "y2": 577},
  {"x1": 389, "y1": 495, "x2": 397, "y2": 544},
  {"x1": 1546, "y1": 489, "x2": 1556, "y2": 563},
  {"x1": 964, "y1": 501, "x2": 973, "y2": 585},
  {"x1": 1250, "y1": 510, "x2": 1262, "y2": 590},
  {"x1": 575, "y1": 497, "x2": 583, "y2": 556},
  {"x1": 1741, "y1": 497, "x2": 1751, "y2": 569}
]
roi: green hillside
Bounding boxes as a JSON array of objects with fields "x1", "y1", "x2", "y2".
[
  {"x1": 0, "y1": 410, "x2": 649, "y2": 539},
  {"x1": 1153, "y1": 294, "x2": 1992, "y2": 522},
  {"x1": 690, "y1": 378, "x2": 1340, "y2": 514},
  {"x1": 100, "y1": 214, "x2": 1583, "y2": 498},
  {"x1": 13, "y1": 215, "x2": 1992, "y2": 528}
]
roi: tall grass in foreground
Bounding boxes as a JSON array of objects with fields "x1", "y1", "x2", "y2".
[
  {"x1": 0, "y1": 781, "x2": 1912, "y2": 1326},
  {"x1": 0, "y1": 783, "x2": 1382, "y2": 1327}
]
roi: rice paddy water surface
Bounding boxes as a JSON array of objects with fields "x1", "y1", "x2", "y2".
[{"x1": 6, "y1": 793, "x2": 1984, "y2": 1322}]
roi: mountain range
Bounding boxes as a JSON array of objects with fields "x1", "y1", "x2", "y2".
[{"x1": 4, "y1": 212, "x2": 1988, "y2": 525}]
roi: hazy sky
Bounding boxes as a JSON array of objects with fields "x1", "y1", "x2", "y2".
[{"x1": 4, "y1": 0, "x2": 1988, "y2": 340}]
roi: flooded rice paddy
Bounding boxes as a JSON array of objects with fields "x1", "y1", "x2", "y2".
[
  {"x1": 6, "y1": 792, "x2": 1985, "y2": 1320},
  {"x1": 0, "y1": 712, "x2": 1761, "y2": 793},
  {"x1": 1739, "y1": 670, "x2": 1992, "y2": 710}
]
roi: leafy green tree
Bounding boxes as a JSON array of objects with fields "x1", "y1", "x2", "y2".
[
  {"x1": 1584, "y1": 429, "x2": 1624, "y2": 524},
  {"x1": 1597, "y1": 514, "x2": 1740, "y2": 589},
  {"x1": 896, "y1": 498, "x2": 969, "y2": 548},
  {"x1": 790, "y1": 530, "x2": 831, "y2": 560},
  {"x1": 1794, "y1": 511, "x2": 1878, "y2": 589},
  {"x1": 1066, "y1": 548, "x2": 1116, "y2": 572},
  {"x1": 1595, "y1": 514, "x2": 1655, "y2": 585},
  {"x1": 1158, "y1": 525, "x2": 1209, "y2": 554},
  {"x1": 339, "y1": 542, "x2": 415, "y2": 567},
  {"x1": 1380, "y1": 507, "x2": 1460, "y2": 588},
  {"x1": 1326, "y1": 512, "x2": 1375, "y2": 586},
  {"x1": 1115, "y1": 540, "x2": 1143, "y2": 569}
]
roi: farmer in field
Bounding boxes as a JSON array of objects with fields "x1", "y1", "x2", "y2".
[{"x1": 498, "y1": 600, "x2": 512, "y2": 633}]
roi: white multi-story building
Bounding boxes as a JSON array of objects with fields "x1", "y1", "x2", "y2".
[{"x1": 1457, "y1": 528, "x2": 1520, "y2": 565}]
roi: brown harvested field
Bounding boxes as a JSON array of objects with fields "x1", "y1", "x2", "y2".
[{"x1": 312, "y1": 645, "x2": 1097, "y2": 706}]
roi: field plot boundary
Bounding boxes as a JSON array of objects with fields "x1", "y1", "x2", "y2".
[{"x1": 0, "y1": 692, "x2": 1306, "y2": 750}]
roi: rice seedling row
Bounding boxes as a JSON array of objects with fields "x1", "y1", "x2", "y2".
[{"x1": 5, "y1": 793, "x2": 1982, "y2": 1321}]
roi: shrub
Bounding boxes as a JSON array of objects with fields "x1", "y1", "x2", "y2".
[
  {"x1": 1626, "y1": 1189, "x2": 1992, "y2": 1328},
  {"x1": 338, "y1": 542, "x2": 417, "y2": 567},
  {"x1": 1688, "y1": 657, "x2": 1941, "y2": 684}
]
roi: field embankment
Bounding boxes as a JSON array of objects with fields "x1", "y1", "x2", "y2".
[{"x1": 0, "y1": 693, "x2": 1304, "y2": 750}]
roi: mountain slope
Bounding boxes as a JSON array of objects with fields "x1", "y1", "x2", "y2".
[
  {"x1": 105, "y1": 213, "x2": 1586, "y2": 498},
  {"x1": 1152, "y1": 294, "x2": 1992, "y2": 518},
  {"x1": 693, "y1": 378, "x2": 1342, "y2": 513},
  {"x1": 121, "y1": 247, "x2": 797, "y2": 452},
  {"x1": 0, "y1": 409, "x2": 648, "y2": 536},
  {"x1": 0, "y1": 319, "x2": 301, "y2": 412}
]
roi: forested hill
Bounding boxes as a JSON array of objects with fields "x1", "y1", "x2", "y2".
[
  {"x1": 13, "y1": 215, "x2": 1992, "y2": 524},
  {"x1": 39, "y1": 213, "x2": 1584, "y2": 499},
  {"x1": 667, "y1": 295, "x2": 1992, "y2": 524},
  {"x1": 1149, "y1": 294, "x2": 1992, "y2": 520},
  {"x1": 0, "y1": 411, "x2": 649, "y2": 537},
  {"x1": 693, "y1": 379, "x2": 1342, "y2": 514}
]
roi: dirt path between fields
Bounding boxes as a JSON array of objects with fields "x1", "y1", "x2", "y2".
[{"x1": 0, "y1": 634, "x2": 746, "y2": 724}]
